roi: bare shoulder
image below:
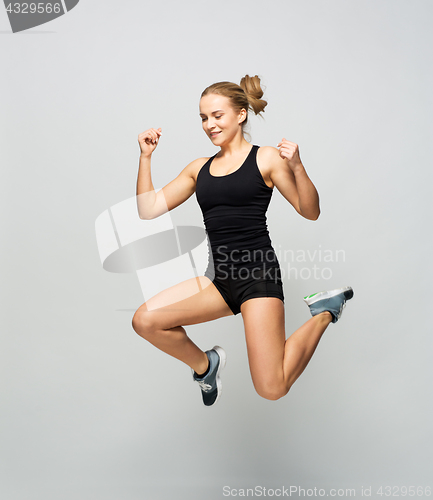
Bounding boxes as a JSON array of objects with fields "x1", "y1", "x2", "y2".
[
  {"x1": 185, "y1": 156, "x2": 211, "y2": 183},
  {"x1": 258, "y1": 145, "x2": 285, "y2": 165},
  {"x1": 257, "y1": 146, "x2": 287, "y2": 188}
]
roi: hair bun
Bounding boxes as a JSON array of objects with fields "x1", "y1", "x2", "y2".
[{"x1": 240, "y1": 75, "x2": 267, "y2": 115}]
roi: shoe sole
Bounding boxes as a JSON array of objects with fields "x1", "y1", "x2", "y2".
[
  {"x1": 303, "y1": 286, "x2": 354, "y2": 306},
  {"x1": 209, "y1": 345, "x2": 226, "y2": 407}
]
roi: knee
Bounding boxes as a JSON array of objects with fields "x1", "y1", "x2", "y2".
[
  {"x1": 254, "y1": 382, "x2": 291, "y2": 401},
  {"x1": 131, "y1": 307, "x2": 156, "y2": 338}
]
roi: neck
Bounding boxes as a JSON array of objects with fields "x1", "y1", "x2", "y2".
[{"x1": 217, "y1": 134, "x2": 251, "y2": 157}]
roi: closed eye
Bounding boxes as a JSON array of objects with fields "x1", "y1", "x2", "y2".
[{"x1": 201, "y1": 115, "x2": 222, "y2": 122}]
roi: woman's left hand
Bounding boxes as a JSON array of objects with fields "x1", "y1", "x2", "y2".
[{"x1": 277, "y1": 138, "x2": 303, "y2": 173}]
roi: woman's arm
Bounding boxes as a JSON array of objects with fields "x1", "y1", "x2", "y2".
[
  {"x1": 264, "y1": 139, "x2": 320, "y2": 221},
  {"x1": 137, "y1": 155, "x2": 206, "y2": 219},
  {"x1": 136, "y1": 128, "x2": 207, "y2": 220}
]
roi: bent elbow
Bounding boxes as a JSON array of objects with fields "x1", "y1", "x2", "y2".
[
  {"x1": 139, "y1": 213, "x2": 154, "y2": 220},
  {"x1": 301, "y1": 210, "x2": 320, "y2": 221}
]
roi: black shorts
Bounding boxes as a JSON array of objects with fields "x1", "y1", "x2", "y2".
[{"x1": 204, "y1": 264, "x2": 285, "y2": 316}]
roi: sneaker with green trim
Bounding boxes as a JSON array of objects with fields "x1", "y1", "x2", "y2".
[{"x1": 303, "y1": 287, "x2": 354, "y2": 323}]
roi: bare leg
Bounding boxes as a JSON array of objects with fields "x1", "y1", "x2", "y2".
[
  {"x1": 240, "y1": 297, "x2": 332, "y2": 400},
  {"x1": 282, "y1": 312, "x2": 332, "y2": 387},
  {"x1": 132, "y1": 275, "x2": 233, "y2": 374}
]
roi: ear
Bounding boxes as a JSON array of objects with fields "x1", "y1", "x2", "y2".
[{"x1": 238, "y1": 108, "x2": 247, "y2": 124}]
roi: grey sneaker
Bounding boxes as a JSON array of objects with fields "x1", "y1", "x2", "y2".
[
  {"x1": 303, "y1": 286, "x2": 354, "y2": 323},
  {"x1": 192, "y1": 346, "x2": 226, "y2": 406}
]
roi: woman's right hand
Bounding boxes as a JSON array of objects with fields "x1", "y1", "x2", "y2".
[{"x1": 138, "y1": 128, "x2": 162, "y2": 157}]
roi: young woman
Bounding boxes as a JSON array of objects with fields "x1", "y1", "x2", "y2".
[{"x1": 132, "y1": 75, "x2": 353, "y2": 406}]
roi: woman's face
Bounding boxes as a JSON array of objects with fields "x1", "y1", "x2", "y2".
[{"x1": 199, "y1": 94, "x2": 246, "y2": 145}]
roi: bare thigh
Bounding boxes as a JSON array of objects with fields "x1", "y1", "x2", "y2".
[
  {"x1": 240, "y1": 297, "x2": 286, "y2": 390},
  {"x1": 133, "y1": 275, "x2": 234, "y2": 331}
]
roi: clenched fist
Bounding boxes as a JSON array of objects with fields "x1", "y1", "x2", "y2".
[
  {"x1": 277, "y1": 138, "x2": 303, "y2": 173},
  {"x1": 138, "y1": 128, "x2": 162, "y2": 157}
]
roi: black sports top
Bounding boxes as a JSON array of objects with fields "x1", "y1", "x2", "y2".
[{"x1": 195, "y1": 144, "x2": 280, "y2": 274}]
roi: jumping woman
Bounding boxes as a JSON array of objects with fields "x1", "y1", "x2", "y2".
[{"x1": 132, "y1": 75, "x2": 353, "y2": 406}]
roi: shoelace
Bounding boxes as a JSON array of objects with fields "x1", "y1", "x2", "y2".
[{"x1": 196, "y1": 379, "x2": 213, "y2": 392}]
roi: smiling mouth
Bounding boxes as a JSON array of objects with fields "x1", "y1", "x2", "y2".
[{"x1": 210, "y1": 132, "x2": 221, "y2": 137}]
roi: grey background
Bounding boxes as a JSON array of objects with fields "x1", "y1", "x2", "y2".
[{"x1": 1, "y1": 1, "x2": 432, "y2": 499}]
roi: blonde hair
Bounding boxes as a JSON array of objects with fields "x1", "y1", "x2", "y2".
[{"x1": 201, "y1": 75, "x2": 267, "y2": 140}]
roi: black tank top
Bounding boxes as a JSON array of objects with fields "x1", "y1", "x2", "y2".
[{"x1": 195, "y1": 144, "x2": 280, "y2": 273}]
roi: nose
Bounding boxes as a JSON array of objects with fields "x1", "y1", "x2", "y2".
[{"x1": 206, "y1": 118, "x2": 216, "y2": 131}]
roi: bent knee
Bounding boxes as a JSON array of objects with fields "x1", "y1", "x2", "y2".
[
  {"x1": 255, "y1": 382, "x2": 291, "y2": 401},
  {"x1": 131, "y1": 307, "x2": 156, "y2": 337}
]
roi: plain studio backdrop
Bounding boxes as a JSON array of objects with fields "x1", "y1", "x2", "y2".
[{"x1": 1, "y1": 1, "x2": 432, "y2": 499}]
